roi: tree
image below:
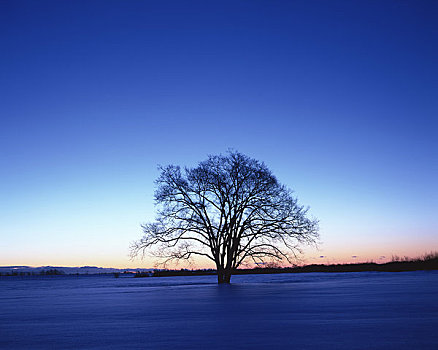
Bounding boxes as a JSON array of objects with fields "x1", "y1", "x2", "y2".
[{"x1": 131, "y1": 151, "x2": 319, "y2": 284}]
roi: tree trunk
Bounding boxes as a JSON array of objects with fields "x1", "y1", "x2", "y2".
[{"x1": 217, "y1": 267, "x2": 232, "y2": 284}]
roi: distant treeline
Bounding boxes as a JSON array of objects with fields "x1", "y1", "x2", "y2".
[
  {"x1": 135, "y1": 269, "x2": 217, "y2": 278},
  {"x1": 0, "y1": 269, "x2": 65, "y2": 277},
  {"x1": 134, "y1": 252, "x2": 438, "y2": 278}
]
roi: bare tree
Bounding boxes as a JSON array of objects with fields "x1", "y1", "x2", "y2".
[{"x1": 131, "y1": 151, "x2": 319, "y2": 283}]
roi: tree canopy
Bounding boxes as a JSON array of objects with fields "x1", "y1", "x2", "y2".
[{"x1": 131, "y1": 151, "x2": 319, "y2": 283}]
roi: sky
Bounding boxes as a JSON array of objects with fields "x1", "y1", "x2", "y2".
[{"x1": 1, "y1": 0, "x2": 437, "y2": 268}]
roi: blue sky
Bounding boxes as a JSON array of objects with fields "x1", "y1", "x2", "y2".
[{"x1": 1, "y1": 1, "x2": 437, "y2": 267}]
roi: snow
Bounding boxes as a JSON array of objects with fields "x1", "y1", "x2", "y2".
[{"x1": 1, "y1": 271, "x2": 437, "y2": 349}]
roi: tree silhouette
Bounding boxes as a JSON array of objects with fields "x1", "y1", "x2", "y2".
[{"x1": 131, "y1": 151, "x2": 319, "y2": 283}]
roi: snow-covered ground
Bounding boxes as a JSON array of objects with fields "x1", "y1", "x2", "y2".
[{"x1": 1, "y1": 271, "x2": 437, "y2": 349}]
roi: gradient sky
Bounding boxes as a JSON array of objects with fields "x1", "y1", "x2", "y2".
[{"x1": 1, "y1": 0, "x2": 437, "y2": 268}]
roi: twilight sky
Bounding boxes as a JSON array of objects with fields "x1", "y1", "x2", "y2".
[{"x1": 1, "y1": 0, "x2": 437, "y2": 268}]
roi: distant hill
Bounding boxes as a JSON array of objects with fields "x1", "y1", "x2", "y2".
[
  {"x1": 0, "y1": 266, "x2": 153, "y2": 276},
  {"x1": 3, "y1": 253, "x2": 437, "y2": 277}
]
